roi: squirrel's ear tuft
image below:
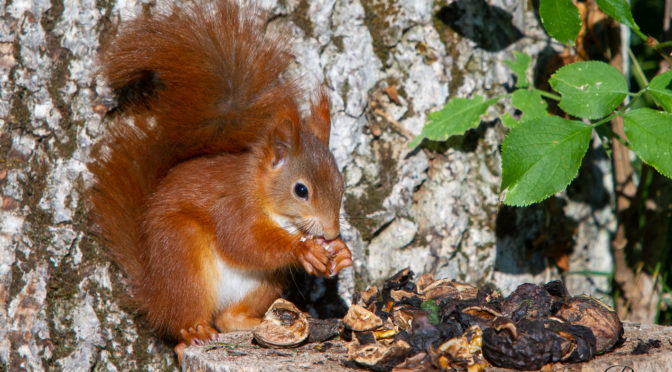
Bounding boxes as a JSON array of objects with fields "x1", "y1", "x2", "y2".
[
  {"x1": 306, "y1": 87, "x2": 331, "y2": 145},
  {"x1": 263, "y1": 98, "x2": 300, "y2": 168},
  {"x1": 270, "y1": 117, "x2": 299, "y2": 168}
]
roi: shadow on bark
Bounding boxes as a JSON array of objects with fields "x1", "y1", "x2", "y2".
[
  {"x1": 493, "y1": 144, "x2": 609, "y2": 276},
  {"x1": 436, "y1": 0, "x2": 523, "y2": 52}
]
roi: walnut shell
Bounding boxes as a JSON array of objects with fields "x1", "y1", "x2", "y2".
[
  {"x1": 429, "y1": 325, "x2": 486, "y2": 372},
  {"x1": 347, "y1": 338, "x2": 411, "y2": 371},
  {"x1": 415, "y1": 273, "x2": 435, "y2": 292},
  {"x1": 357, "y1": 286, "x2": 379, "y2": 307},
  {"x1": 343, "y1": 304, "x2": 383, "y2": 331},
  {"x1": 419, "y1": 279, "x2": 478, "y2": 301},
  {"x1": 392, "y1": 306, "x2": 416, "y2": 333},
  {"x1": 306, "y1": 317, "x2": 342, "y2": 343},
  {"x1": 463, "y1": 306, "x2": 504, "y2": 321},
  {"x1": 252, "y1": 299, "x2": 309, "y2": 348}
]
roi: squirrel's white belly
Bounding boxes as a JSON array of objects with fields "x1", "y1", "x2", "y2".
[{"x1": 214, "y1": 256, "x2": 264, "y2": 308}]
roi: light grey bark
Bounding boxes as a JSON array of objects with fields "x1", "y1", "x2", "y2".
[{"x1": 0, "y1": 0, "x2": 615, "y2": 370}]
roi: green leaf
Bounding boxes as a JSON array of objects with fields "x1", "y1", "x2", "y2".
[
  {"x1": 503, "y1": 52, "x2": 531, "y2": 88},
  {"x1": 409, "y1": 94, "x2": 499, "y2": 148},
  {"x1": 595, "y1": 0, "x2": 640, "y2": 31},
  {"x1": 421, "y1": 300, "x2": 440, "y2": 325},
  {"x1": 539, "y1": 0, "x2": 582, "y2": 45},
  {"x1": 648, "y1": 71, "x2": 672, "y2": 112},
  {"x1": 623, "y1": 108, "x2": 672, "y2": 179},
  {"x1": 550, "y1": 61, "x2": 627, "y2": 119},
  {"x1": 501, "y1": 116, "x2": 592, "y2": 206},
  {"x1": 501, "y1": 89, "x2": 549, "y2": 128},
  {"x1": 500, "y1": 113, "x2": 520, "y2": 129},
  {"x1": 512, "y1": 89, "x2": 549, "y2": 122}
]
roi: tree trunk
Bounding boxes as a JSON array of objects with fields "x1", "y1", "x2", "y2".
[{"x1": 0, "y1": 0, "x2": 617, "y2": 370}]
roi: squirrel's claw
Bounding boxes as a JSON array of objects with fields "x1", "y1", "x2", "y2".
[
  {"x1": 299, "y1": 237, "x2": 352, "y2": 277},
  {"x1": 173, "y1": 324, "x2": 217, "y2": 365},
  {"x1": 327, "y1": 239, "x2": 353, "y2": 276},
  {"x1": 174, "y1": 342, "x2": 187, "y2": 365},
  {"x1": 299, "y1": 247, "x2": 329, "y2": 276},
  {"x1": 298, "y1": 237, "x2": 332, "y2": 276},
  {"x1": 175, "y1": 323, "x2": 218, "y2": 364},
  {"x1": 179, "y1": 323, "x2": 219, "y2": 346}
]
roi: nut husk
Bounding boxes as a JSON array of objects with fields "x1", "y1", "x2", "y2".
[
  {"x1": 556, "y1": 296, "x2": 624, "y2": 354},
  {"x1": 482, "y1": 318, "x2": 596, "y2": 370},
  {"x1": 391, "y1": 352, "x2": 435, "y2": 372},
  {"x1": 500, "y1": 283, "x2": 552, "y2": 321},
  {"x1": 249, "y1": 269, "x2": 625, "y2": 371},
  {"x1": 482, "y1": 318, "x2": 565, "y2": 370}
]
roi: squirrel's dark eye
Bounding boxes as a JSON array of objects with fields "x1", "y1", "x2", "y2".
[{"x1": 294, "y1": 183, "x2": 309, "y2": 199}]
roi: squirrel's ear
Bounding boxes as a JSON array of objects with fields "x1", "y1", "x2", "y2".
[
  {"x1": 306, "y1": 88, "x2": 331, "y2": 145},
  {"x1": 270, "y1": 118, "x2": 299, "y2": 168}
]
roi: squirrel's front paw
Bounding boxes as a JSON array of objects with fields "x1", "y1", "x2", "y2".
[
  {"x1": 299, "y1": 237, "x2": 353, "y2": 277},
  {"x1": 324, "y1": 238, "x2": 352, "y2": 276},
  {"x1": 298, "y1": 237, "x2": 331, "y2": 276}
]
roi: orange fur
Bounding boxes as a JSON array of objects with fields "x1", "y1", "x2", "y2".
[
  {"x1": 213, "y1": 281, "x2": 284, "y2": 331},
  {"x1": 89, "y1": 0, "x2": 352, "y2": 345}
]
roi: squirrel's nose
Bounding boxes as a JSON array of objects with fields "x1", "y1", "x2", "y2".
[
  {"x1": 323, "y1": 231, "x2": 340, "y2": 241},
  {"x1": 322, "y1": 225, "x2": 340, "y2": 241},
  {"x1": 320, "y1": 216, "x2": 340, "y2": 240}
]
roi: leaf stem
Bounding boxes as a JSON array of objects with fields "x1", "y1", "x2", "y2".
[
  {"x1": 589, "y1": 88, "x2": 645, "y2": 146},
  {"x1": 590, "y1": 112, "x2": 620, "y2": 128},
  {"x1": 594, "y1": 125, "x2": 614, "y2": 156},
  {"x1": 628, "y1": 47, "x2": 649, "y2": 89},
  {"x1": 534, "y1": 89, "x2": 561, "y2": 101},
  {"x1": 621, "y1": 89, "x2": 645, "y2": 112},
  {"x1": 593, "y1": 120, "x2": 628, "y2": 146},
  {"x1": 632, "y1": 28, "x2": 648, "y2": 43},
  {"x1": 567, "y1": 270, "x2": 613, "y2": 277}
]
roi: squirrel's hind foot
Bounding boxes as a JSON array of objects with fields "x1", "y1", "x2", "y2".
[{"x1": 174, "y1": 323, "x2": 219, "y2": 364}]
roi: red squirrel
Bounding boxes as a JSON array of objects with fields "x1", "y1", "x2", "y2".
[{"x1": 88, "y1": 0, "x2": 352, "y2": 357}]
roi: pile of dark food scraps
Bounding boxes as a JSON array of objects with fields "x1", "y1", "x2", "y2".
[{"x1": 252, "y1": 268, "x2": 625, "y2": 371}]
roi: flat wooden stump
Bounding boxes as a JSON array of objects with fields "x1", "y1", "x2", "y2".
[{"x1": 182, "y1": 322, "x2": 672, "y2": 371}]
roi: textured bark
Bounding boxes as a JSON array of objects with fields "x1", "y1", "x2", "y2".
[{"x1": 0, "y1": 0, "x2": 616, "y2": 370}]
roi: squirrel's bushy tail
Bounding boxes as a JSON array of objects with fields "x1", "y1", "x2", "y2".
[{"x1": 89, "y1": 0, "x2": 298, "y2": 296}]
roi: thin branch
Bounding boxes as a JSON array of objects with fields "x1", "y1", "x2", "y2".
[{"x1": 654, "y1": 40, "x2": 672, "y2": 50}]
